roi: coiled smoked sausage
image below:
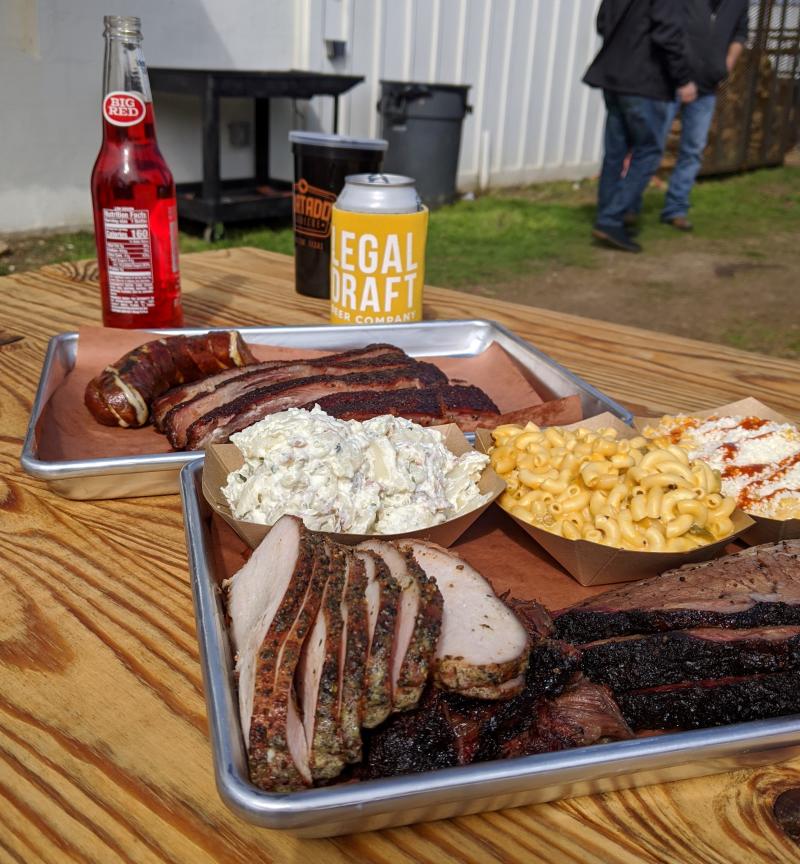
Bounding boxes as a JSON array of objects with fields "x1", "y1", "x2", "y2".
[{"x1": 84, "y1": 331, "x2": 256, "y2": 427}]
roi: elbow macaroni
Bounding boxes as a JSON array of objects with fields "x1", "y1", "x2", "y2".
[{"x1": 490, "y1": 422, "x2": 739, "y2": 552}]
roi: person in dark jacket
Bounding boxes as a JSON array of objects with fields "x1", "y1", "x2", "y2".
[
  {"x1": 584, "y1": 0, "x2": 697, "y2": 252},
  {"x1": 660, "y1": 0, "x2": 749, "y2": 230}
]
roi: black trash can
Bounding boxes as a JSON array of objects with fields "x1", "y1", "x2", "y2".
[{"x1": 378, "y1": 80, "x2": 471, "y2": 209}]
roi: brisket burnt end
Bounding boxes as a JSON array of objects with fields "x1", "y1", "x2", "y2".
[{"x1": 359, "y1": 637, "x2": 585, "y2": 779}]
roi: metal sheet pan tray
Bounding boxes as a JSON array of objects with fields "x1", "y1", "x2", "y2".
[
  {"x1": 21, "y1": 319, "x2": 632, "y2": 500},
  {"x1": 180, "y1": 459, "x2": 800, "y2": 838}
]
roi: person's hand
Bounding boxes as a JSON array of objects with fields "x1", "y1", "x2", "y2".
[{"x1": 677, "y1": 81, "x2": 698, "y2": 103}]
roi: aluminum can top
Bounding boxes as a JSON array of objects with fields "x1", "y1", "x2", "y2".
[{"x1": 336, "y1": 173, "x2": 422, "y2": 214}]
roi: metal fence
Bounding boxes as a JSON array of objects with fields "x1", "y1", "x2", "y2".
[{"x1": 695, "y1": 0, "x2": 800, "y2": 174}]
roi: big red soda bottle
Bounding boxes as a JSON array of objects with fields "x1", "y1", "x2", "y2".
[{"x1": 91, "y1": 16, "x2": 183, "y2": 328}]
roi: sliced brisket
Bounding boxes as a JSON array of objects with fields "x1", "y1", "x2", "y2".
[
  {"x1": 183, "y1": 365, "x2": 447, "y2": 450},
  {"x1": 309, "y1": 385, "x2": 500, "y2": 431},
  {"x1": 553, "y1": 541, "x2": 800, "y2": 643},
  {"x1": 359, "y1": 654, "x2": 628, "y2": 779},
  {"x1": 498, "y1": 678, "x2": 633, "y2": 759},
  {"x1": 618, "y1": 671, "x2": 800, "y2": 731},
  {"x1": 580, "y1": 626, "x2": 800, "y2": 692},
  {"x1": 153, "y1": 361, "x2": 284, "y2": 431},
  {"x1": 153, "y1": 343, "x2": 407, "y2": 429},
  {"x1": 165, "y1": 354, "x2": 435, "y2": 449}
]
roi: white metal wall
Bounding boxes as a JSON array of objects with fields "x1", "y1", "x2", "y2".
[
  {"x1": 0, "y1": 0, "x2": 605, "y2": 233},
  {"x1": 294, "y1": 0, "x2": 605, "y2": 190}
]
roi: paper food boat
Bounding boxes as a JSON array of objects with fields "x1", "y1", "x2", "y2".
[
  {"x1": 475, "y1": 413, "x2": 754, "y2": 587},
  {"x1": 633, "y1": 397, "x2": 800, "y2": 547},
  {"x1": 202, "y1": 423, "x2": 505, "y2": 549}
]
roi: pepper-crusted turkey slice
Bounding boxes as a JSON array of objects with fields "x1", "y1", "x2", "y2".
[
  {"x1": 401, "y1": 540, "x2": 530, "y2": 694},
  {"x1": 295, "y1": 542, "x2": 347, "y2": 782},
  {"x1": 337, "y1": 551, "x2": 370, "y2": 762},
  {"x1": 357, "y1": 540, "x2": 443, "y2": 712},
  {"x1": 231, "y1": 516, "x2": 324, "y2": 791},
  {"x1": 356, "y1": 550, "x2": 400, "y2": 728}
]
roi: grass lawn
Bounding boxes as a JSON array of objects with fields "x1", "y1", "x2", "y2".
[{"x1": 2, "y1": 164, "x2": 798, "y2": 357}]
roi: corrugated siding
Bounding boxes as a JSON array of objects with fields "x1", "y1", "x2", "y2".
[{"x1": 298, "y1": 0, "x2": 605, "y2": 189}]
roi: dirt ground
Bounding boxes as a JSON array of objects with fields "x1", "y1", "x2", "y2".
[{"x1": 463, "y1": 229, "x2": 800, "y2": 358}]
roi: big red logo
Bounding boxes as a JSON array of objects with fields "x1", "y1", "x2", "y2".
[{"x1": 103, "y1": 91, "x2": 146, "y2": 127}]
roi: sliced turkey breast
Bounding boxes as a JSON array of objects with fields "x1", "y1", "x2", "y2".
[
  {"x1": 356, "y1": 550, "x2": 401, "y2": 728},
  {"x1": 296, "y1": 542, "x2": 347, "y2": 782},
  {"x1": 338, "y1": 552, "x2": 369, "y2": 762},
  {"x1": 357, "y1": 540, "x2": 443, "y2": 712},
  {"x1": 402, "y1": 541, "x2": 530, "y2": 694},
  {"x1": 225, "y1": 514, "x2": 315, "y2": 655},
  {"x1": 234, "y1": 517, "x2": 326, "y2": 791}
]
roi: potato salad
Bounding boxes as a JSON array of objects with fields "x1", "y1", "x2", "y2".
[{"x1": 222, "y1": 406, "x2": 490, "y2": 533}]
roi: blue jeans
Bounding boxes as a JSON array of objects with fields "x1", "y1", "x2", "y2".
[
  {"x1": 662, "y1": 93, "x2": 717, "y2": 220},
  {"x1": 596, "y1": 91, "x2": 670, "y2": 230}
]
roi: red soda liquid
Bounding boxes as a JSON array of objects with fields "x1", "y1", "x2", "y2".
[{"x1": 91, "y1": 102, "x2": 183, "y2": 328}]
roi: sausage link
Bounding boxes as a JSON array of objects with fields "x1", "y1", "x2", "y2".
[{"x1": 84, "y1": 331, "x2": 257, "y2": 427}]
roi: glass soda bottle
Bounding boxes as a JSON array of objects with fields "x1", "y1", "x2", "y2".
[{"x1": 91, "y1": 15, "x2": 183, "y2": 328}]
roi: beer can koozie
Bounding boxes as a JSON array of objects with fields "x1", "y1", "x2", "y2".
[
  {"x1": 289, "y1": 132, "x2": 387, "y2": 300},
  {"x1": 330, "y1": 174, "x2": 428, "y2": 325}
]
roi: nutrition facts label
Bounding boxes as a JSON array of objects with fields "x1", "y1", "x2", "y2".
[{"x1": 103, "y1": 207, "x2": 155, "y2": 314}]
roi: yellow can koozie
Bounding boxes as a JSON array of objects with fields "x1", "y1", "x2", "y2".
[{"x1": 329, "y1": 206, "x2": 428, "y2": 325}]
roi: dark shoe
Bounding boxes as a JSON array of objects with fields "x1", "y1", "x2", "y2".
[
  {"x1": 592, "y1": 225, "x2": 642, "y2": 253},
  {"x1": 661, "y1": 215, "x2": 693, "y2": 231},
  {"x1": 623, "y1": 212, "x2": 641, "y2": 235}
]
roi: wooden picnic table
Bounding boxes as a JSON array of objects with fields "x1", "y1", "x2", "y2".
[{"x1": 2, "y1": 246, "x2": 800, "y2": 863}]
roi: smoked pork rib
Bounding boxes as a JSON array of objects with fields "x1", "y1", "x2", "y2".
[
  {"x1": 356, "y1": 550, "x2": 400, "y2": 729},
  {"x1": 357, "y1": 541, "x2": 443, "y2": 712},
  {"x1": 402, "y1": 541, "x2": 530, "y2": 694},
  {"x1": 297, "y1": 542, "x2": 347, "y2": 782},
  {"x1": 553, "y1": 541, "x2": 800, "y2": 643},
  {"x1": 617, "y1": 671, "x2": 800, "y2": 731},
  {"x1": 184, "y1": 366, "x2": 448, "y2": 450},
  {"x1": 308, "y1": 385, "x2": 500, "y2": 431},
  {"x1": 579, "y1": 626, "x2": 800, "y2": 692},
  {"x1": 164, "y1": 354, "x2": 429, "y2": 448},
  {"x1": 338, "y1": 552, "x2": 370, "y2": 763},
  {"x1": 153, "y1": 343, "x2": 407, "y2": 429}
]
